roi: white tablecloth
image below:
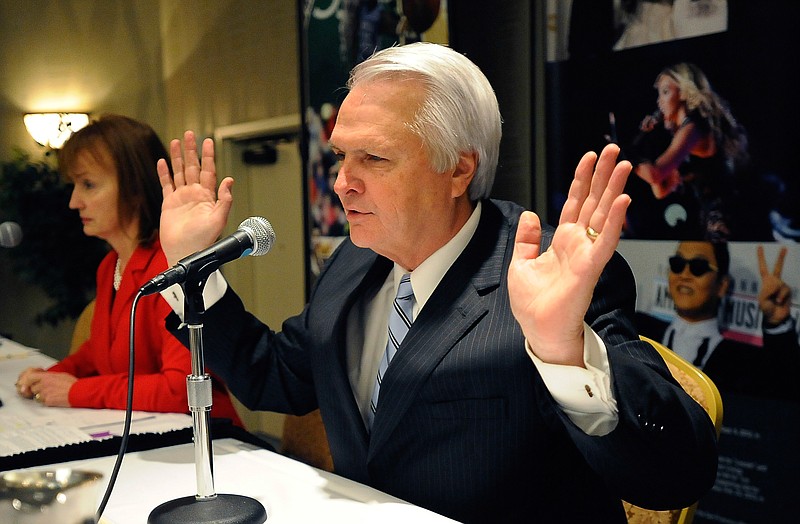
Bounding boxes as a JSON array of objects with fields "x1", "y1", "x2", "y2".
[{"x1": 50, "y1": 438, "x2": 458, "y2": 523}]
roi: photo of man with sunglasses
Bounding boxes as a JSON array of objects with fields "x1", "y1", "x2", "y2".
[{"x1": 635, "y1": 240, "x2": 799, "y2": 400}]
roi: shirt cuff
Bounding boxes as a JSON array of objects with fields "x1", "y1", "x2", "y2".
[
  {"x1": 159, "y1": 270, "x2": 228, "y2": 322},
  {"x1": 526, "y1": 323, "x2": 619, "y2": 435}
]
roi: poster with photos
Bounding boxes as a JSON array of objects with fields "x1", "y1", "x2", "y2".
[
  {"x1": 617, "y1": 239, "x2": 799, "y2": 523},
  {"x1": 545, "y1": 2, "x2": 800, "y2": 521},
  {"x1": 545, "y1": 0, "x2": 798, "y2": 243}
]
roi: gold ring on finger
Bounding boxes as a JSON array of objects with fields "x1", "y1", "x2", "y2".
[{"x1": 586, "y1": 226, "x2": 600, "y2": 241}]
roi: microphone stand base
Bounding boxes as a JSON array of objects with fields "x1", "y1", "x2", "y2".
[{"x1": 148, "y1": 494, "x2": 267, "y2": 524}]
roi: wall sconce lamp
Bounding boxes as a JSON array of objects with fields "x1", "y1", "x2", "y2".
[{"x1": 23, "y1": 113, "x2": 90, "y2": 149}]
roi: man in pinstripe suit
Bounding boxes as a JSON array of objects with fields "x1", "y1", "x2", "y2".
[{"x1": 157, "y1": 42, "x2": 717, "y2": 522}]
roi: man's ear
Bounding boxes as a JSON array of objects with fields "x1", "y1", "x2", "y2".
[{"x1": 451, "y1": 150, "x2": 478, "y2": 198}]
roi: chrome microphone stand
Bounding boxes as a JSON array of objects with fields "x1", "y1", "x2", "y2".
[{"x1": 148, "y1": 277, "x2": 267, "y2": 523}]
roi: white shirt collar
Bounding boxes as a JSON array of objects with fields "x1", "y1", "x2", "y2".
[
  {"x1": 664, "y1": 316, "x2": 723, "y2": 367},
  {"x1": 392, "y1": 201, "x2": 482, "y2": 316}
]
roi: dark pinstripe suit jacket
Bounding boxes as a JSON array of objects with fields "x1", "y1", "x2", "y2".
[{"x1": 182, "y1": 199, "x2": 717, "y2": 523}]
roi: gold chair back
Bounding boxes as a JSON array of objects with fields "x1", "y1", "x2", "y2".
[
  {"x1": 623, "y1": 335, "x2": 723, "y2": 524},
  {"x1": 69, "y1": 299, "x2": 96, "y2": 354}
]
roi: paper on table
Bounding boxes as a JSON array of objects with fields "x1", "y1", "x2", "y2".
[
  {"x1": 78, "y1": 412, "x2": 193, "y2": 439},
  {"x1": 0, "y1": 408, "x2": 192, "y2": 457},
  {"x1": 0, "y1": 337, "x2": 193, "y2": 458},
  {"x1": 0, "y1": 336, "x2": 38, "y2": 359},
  {"x1": 0, "y1": 424, "x2": 92, "y2": 456}
]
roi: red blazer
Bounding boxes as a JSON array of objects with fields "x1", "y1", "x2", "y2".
[{"x1": 50, "y1": 240, "x2": 241, "y2": 425}]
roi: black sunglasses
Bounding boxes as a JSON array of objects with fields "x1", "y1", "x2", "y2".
[{"x1": 668, "y1": 255, "x2": 718, "y2": 277}]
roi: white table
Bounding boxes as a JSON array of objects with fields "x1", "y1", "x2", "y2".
[
  {"x1": 45, "y1": 437, "x2": 457, "y2": 523},
  {"x1": 2, "y1": 340, "x2": 457, "y2": 522}
]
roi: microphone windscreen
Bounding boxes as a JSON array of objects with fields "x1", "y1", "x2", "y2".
[
  {"x1": 239, "y1": 217, "x2": 275, "y2": 257},
  {"x1": 0, "y1": 221, "x2": 22, "y2": 248},
  {"x1": 651, "y1": 110, "x2": 663, "y2": 123}
]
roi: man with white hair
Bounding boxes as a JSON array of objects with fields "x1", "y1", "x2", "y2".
[{"x1": 157, "y1": 42, "x2": 717, "y2": 522}]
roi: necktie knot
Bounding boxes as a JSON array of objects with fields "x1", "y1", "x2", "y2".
[{"x1": 394, "y1": 274, "x2": 414, "y2": 318}]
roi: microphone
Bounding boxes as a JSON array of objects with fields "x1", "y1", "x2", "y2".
[
  {"x1": 633, "y1": 110, "x2": 663, "y2": 142},
  {"x1": 0, "y1": 221, "x2": 23, "y2": 248},
  {"x1": 140, "y1": 216, "x2": 275, "y2": 296},
  {"x1": 623, "y1": 110, "x2": 665, "y2": 165},
  {"x1": 649, "y1": 109, "x2": 663, "y2": 125}
]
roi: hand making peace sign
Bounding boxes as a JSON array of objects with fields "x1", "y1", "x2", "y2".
[{"x1": 757, "y1": 245, "x2": 791, "y2": 326}]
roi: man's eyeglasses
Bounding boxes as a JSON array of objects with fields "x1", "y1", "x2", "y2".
[{"x1": 668, "y1": 255, "x2": 718, "y2": 277}]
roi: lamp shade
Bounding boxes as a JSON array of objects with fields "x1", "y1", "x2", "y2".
[{"x1": 24, "y1": 113, "x2": 90, "y2": 149}]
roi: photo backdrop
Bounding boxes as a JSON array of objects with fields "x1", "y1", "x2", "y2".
[{"x1": 546, "y1": 2, "x2": 800, "y2": 522}]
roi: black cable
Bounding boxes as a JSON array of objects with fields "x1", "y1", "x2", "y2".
[{"x1": 95, "y1": 289, "x2": 142, "y2": 522}]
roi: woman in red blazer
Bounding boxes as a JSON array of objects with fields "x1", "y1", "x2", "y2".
[{"x1": 15, "y1": 114, "x2": 241, "y2": 424}]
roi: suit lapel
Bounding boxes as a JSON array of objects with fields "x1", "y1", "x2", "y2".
[
  {"x1": 310, "y1": 243, "x2": 392, "y2": 467},
  {"x1": 368, "y1": 201, "x2": 510, "y2": 457}
]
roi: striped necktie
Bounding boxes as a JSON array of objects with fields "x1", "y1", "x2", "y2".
[{"x1": 367, "y1": 273, "x2": 414, "y2": 429}]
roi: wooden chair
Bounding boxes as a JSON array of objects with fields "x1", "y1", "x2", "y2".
[
  {"x1": 69, "y1": 299, "x2": 96, "y2": 354},
  {"x1": 280, "y1": 409, "x2": 334, "y2": 472},
  {"x1": 623, "y1": 335, "x2": 724, "y2": 524}
]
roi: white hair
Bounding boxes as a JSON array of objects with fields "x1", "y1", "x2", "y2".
[{"x1": 348, "y1": 42, "x2": 502, "y2": 200}]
